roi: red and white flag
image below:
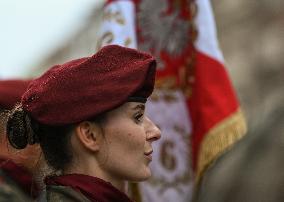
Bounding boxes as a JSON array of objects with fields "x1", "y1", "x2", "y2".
[{"x1": 97, "y1": 0, "x2": 246, "y2": 201}]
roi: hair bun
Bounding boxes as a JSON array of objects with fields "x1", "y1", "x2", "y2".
[{"x1": 6, "y1": 105, "x2": 37, "y2": 149}]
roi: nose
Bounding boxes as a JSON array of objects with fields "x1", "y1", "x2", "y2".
[{"x1": 144, "y1": 116, "x2": 161, "y2": 142}]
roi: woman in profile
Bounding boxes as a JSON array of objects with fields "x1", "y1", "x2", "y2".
[{"x1": 6, "y1": 45, "x2": 161, "y2": 202}]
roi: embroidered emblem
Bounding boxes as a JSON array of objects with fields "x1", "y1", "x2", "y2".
[{"x1": 137, "y1": 0, "x2": 192, "y2": 68}]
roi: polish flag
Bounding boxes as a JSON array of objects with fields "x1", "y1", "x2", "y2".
[{"x1": 96, "y1": 0, "x2": 247, "y2": 201}]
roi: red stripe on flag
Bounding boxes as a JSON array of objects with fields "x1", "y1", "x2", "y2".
[{"x1": 188, "y1": 50, "x2": 239, "y2": 169}]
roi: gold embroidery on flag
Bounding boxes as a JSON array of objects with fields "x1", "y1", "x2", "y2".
[
  {"x1": 150, "y1": 89, "x2": 178, "y2": 103},
  {"x1": 196, "y1": 108, "x2": 247, "y2": 184},
  {"x1": 124, "y1": 37, "x2": 132, "y2": 47},
  {"x1": 97, "y1": 32, "x2": 114, "y2": 49},
  {"x1": 103, "y1": 10, "x2": 125, "y2": 25},
  {"x1": 145, "y1": 90, "x2": 193, "y2": 193},
  {"x1": 155, "y1": 77, "x2": 177, "y2": 90}
]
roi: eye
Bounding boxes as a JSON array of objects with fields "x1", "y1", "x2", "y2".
[{"x1": 134, "y1": 113, "x2": 144, "y2": 123}]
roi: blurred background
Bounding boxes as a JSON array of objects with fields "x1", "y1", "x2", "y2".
[
  {"x1": 197, "y1": 0, "x2": 284, "y2": 201},
  {"x1": 0, "y1": 0, "x2": 283, "y2": 201}
]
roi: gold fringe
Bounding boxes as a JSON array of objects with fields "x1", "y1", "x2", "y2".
[{"x1": 196, "y1": 108, "x2": 247, "y2": 184}]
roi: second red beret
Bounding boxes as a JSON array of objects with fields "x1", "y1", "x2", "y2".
[{"x1": 0, "y1": 80, "x2": 30, "y2": 110}]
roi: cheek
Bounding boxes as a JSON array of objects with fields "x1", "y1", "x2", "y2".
[
  {"x1": 104, "y1": 125, "x2": 146, "y2": 159},
  {"x1": 0, "y1": 141, "x2": 41, "y2": 173},
  {"x1": 16, "y1": 145, "x2": 41, "y2": 166},
  {"x1": 22, "y1": 145, "x2": 41, "y2": 158},
  {"x1": 101, "y1": 125, "x2": 150, "y2": 180},
  {"x1": 126, "y1": 131, "x2": 145, "y2": 148},
  {"x1": 107, "y1": 119, "x2": 145, "y2": 142}
]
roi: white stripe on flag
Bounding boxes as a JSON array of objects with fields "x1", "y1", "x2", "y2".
[
  {"x1": 97, "y1": 0, "x2": 137, "y2": 49},
  {"x1": 195, "y1": 0, "x2": 224, "y2": 63}
]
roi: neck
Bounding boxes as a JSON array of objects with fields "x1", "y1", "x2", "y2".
[{"x1": 64, "y1": 158, "x2": 126, "y2": 192}]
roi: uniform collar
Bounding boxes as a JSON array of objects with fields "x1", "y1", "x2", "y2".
[{"x1": 45, "y1": 174, "x2": 133, "y2": 202}]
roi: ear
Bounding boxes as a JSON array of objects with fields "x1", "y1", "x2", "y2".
[{"x1": 74, "y1": 121, "x2": 102, "y2": 152}]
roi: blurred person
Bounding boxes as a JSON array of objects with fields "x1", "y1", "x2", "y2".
[
  {"x1": 6, "y1": 45, "x2": 161, "y2": 202},
  {"x1": 0, "y1": 79, "x2": 41, "y2": 202},
  {"x1": 194, "y1": 96, "x2": 284, "y2": 202}
]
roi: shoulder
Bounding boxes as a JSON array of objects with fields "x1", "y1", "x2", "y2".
[
  {"x1": 0, "y1": 171, "x2": 32, "y2": 202},
  {"x1": 41, "y1": 185, "x2": 91, "y2": 202}
]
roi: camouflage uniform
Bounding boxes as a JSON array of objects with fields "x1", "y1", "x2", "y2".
[
  {"x1": 39, "y1": 185, "x2": 90, "y2": 202},
  {"x1": 0, "y1": 169, "x2": 32, "y2": 202}
]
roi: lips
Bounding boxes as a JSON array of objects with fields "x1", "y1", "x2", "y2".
[
  {"x1": 144, "y1": 150, "x2": 153, "y2": 156},
  {"x1": 144, "y1": 146, "x2": 153, "y2": 163},
  {"x1": 144, "y1": 149, "x2": 153, "y2": 162}
]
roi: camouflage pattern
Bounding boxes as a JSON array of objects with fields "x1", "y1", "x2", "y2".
[
  {"x1": 0, "y1": 169, "x2": 32, "y2": 202},
  {"x1": 39, "y1": 185, "x2": 91, "y2": 202}
]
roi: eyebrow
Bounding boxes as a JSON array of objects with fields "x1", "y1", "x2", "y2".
[{"x1": 131, "y1": 104, "x2": 145, "y2": 111}]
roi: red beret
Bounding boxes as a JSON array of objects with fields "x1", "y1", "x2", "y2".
[
  {"x1": 0, "y1": 80, "x2": 31, "y2": 110},
  {"x1": 22, "y1": 45, "x2": 156, "y2": 125}
]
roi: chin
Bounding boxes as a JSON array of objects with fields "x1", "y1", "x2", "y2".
[
  {"x1": 130, "y1": 168, "x2": 152, "y2": 182},
  {"x1": 142, "y1": 172, "x2": 151, "y2": 180}
]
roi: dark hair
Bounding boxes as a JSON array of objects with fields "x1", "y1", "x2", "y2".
[
  {"x1": 6, "y1": 104, "x2": 74, "y2": 171},
  {"x1": 6, "y1": 104, "x2": 106, "y2": 171}
]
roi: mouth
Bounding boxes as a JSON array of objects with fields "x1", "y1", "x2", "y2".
[
  {"x1": 144, "y1": 150, "x2": 153, "y2": 156},
  {"x1": 144, "y1": 150, "x2": 153, "y2": 161}
]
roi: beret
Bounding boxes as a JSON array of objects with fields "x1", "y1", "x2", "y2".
[
  {"x1": 22, "y1": 45, "x2": 156, "y2": 125},
  {"x1": 0, "y1": 80, "x2": 30, "y2": 109}
]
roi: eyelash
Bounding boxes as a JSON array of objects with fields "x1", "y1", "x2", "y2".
[{"x1": 134, "y1": 113, "x2": 144, "y2": 123}]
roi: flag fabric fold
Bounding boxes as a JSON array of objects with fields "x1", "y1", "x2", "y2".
[{"x1": 190, "y1": 0, "x2": 246, "y2": 182}]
